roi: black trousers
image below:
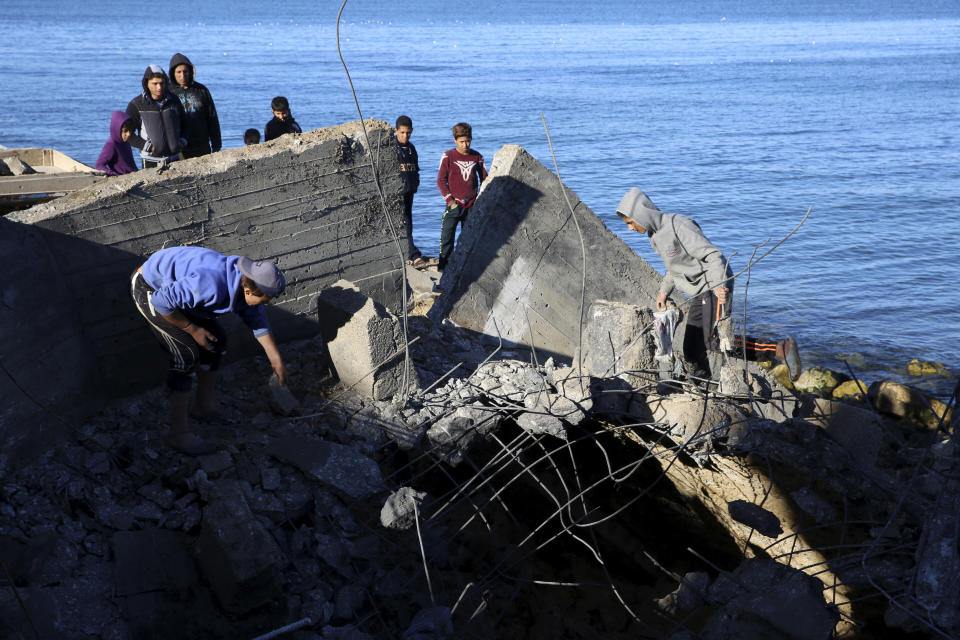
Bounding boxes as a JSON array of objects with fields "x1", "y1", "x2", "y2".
[
  {"x1": 131, "y1": 270, "x2": 227, "y2": 392},
  {"x1": 438, "y1": 203, "x2": 468, "y2": 268},
  {"x1": 684, "y1": 288, "x2": 781, "y2": 377},
  {"x1": 402, "y1": 192, "x2": 421, "y2": 260}
]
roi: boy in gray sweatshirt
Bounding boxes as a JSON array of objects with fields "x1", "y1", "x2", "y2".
[{"x1": 616, "y1": 187, "x2": 801, "y2": 382}]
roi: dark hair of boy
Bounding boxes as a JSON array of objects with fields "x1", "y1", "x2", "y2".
[
  {"x1": 240, "y1": 276, "x2": 265, "y2": 296},
  {"x1": 244, "y1": 128, "x2": 261, "y2": 144},
  {"x1": 396, "y1": 115, "x2": 413, "y2": 129},
  {"x1": 271, "y1": 96, "x2": 290, "y2": 111},
  {"x1": 452, "y1": 122, "x2": 471, "y2": 138},
  {"x1": 120, "y1": 119, "x2": 136, "y2": 134}
]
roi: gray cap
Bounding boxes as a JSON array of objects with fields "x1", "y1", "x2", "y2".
[{"x1": 237, "y1": 257, "x2": 286, "y2": 296}]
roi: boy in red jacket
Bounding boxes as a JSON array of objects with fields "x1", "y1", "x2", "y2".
[{"x1": 436, "y1": 122, "x2": 487, "y2": 271}]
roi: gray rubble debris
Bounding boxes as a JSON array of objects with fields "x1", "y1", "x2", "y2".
[
  {"x1": 113, "y1": 529, "x2": 197, "y2": 596},
  {"x1": 267, "y1": 435, "x2": 384, "y2": 499},
  {"x1": 402, "y1": 606, "x2": 453, "y2": 640},
  {"x1": 381, "y1": 487, "x2": 427, "y2": 530},
  {"x1": 702, "y1": 559, "x2": 839, "y2": 640},
  {"x1": 581, "y1": 300, "x2": 658, "y2": 386},
  {"x1": 317, "y1": 280, "x2": 419, "y2": 400},
  {"x1": 195, "y1": 481, "x2": 285, "y2": 615},
  {"x1": 656, "y1": 571, "x2": 709, "y2": 615}
]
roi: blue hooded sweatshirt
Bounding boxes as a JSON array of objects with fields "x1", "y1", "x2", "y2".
[{"x1": 141, "y1": 246, "x2": 271, "y2": 337}]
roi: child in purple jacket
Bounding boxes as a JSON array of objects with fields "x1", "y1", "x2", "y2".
[{"x1": 95, "y1": 111, "x2": 138, "y2": 175}]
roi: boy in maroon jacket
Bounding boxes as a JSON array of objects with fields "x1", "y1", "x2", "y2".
[{"x1": 436, "y1": 122, "x2": 487, "y2": 270}]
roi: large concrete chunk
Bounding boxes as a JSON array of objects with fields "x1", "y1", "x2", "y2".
[
  {"x1": 195, "y1": 482, "x2": 285, "y2": 615},
  {"x1": 581, "y1": 300, "x2": 658, "y2": 383},
  {"x1": 1, "y1": 120, "x2": 410, "y2": 475},
  {"x1": 429, "y1": 145, "x2": 663, "y2": 360},
  {"x1": 266, "y1": 435, "x2": 384, "y2": 499},
  {"x1": 317, "y1": 279, "x2": 418, "y2": 400}
]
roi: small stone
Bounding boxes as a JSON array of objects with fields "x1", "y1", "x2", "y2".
[
  {"x1": 832, "y1": 379, "x2": 868, "y2": 401},
  {"x1": 334, "y1": 584, "x2": 366, "y2": 620},
  {"x1": 907, "y1": 358, "x2": 952, "y2": 378},
  {"x1": 380, "y1": 487, "x2": 426, "y2": 530},
  {"x1": 85, "y1": 451, "x2": 110, "y2": 475},
  {"x1": 137, "y1": 483, "x2": 176, "y2": 510},
  {"x1": 794, "y1": 366, "x2": 844, "y2": 397},
  {"x1": 260, "y1": 465, "x2": 282, "y2": 491},
  {"x1": 200, "y1": 451, "x2": 233, "y2": 476},
  {"x1": 269, "y1": 373, "x2": 300, "y2": 415}
]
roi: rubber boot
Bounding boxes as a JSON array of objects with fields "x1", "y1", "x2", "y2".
[{"x1": 193, "y1": 369, "x2": 217, "y2": 417}]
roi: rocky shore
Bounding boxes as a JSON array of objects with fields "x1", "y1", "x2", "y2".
[{"x1": 1, "y1": 263, "x2": 957, "y2": 639}]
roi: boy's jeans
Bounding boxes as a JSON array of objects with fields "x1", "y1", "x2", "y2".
[{"x1": 438, "y1": 203, "x2": 468, "y2": 269}]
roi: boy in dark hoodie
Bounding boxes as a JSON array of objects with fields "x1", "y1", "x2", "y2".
[
  {"x1": 95, "y1": 111, "x2": 138, "y2": 175},
  {"x1": 616, "y1": 187, "x2": 802, "y2": 382},
  {"x1": 264, "y1": 96, "x2": 302, "y2": 141},
  {"x1": 125, "y1": 64, "x2": 187, "y2": 169},
  {"x1": 168, "y1": 53, "x2": 222, "y2": 158},
  {"x1": 395, "y1": 115, "x2": 429, "y2": 267}
]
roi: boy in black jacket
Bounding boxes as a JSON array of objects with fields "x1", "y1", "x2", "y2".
[
  {"x1": 126, "y1": 65, "x2": 187, "y2": 169},
  {"x1": 396, "y1": 115, "x2": 429, "y2": 267},
  {"x1": 264, "y1": 96, "x2": 302, "y2": 141},
  {"x1": 168, "y1": 53, "x2": 222, "y2": 158}
]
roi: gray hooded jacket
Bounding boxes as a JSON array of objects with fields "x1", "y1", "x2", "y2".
[{"x1": 617, "y1": 188, "x2": 731, "y2": 298}]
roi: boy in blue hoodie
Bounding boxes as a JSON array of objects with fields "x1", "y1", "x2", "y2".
[
  {"x1": 95, "y1": 111, "x2": 138, "y2": 175},
  {"x1": 131, "y1": 246, "x2": 289, "y2": 454}
]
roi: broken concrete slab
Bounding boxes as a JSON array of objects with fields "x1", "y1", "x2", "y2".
[
  {"x1": 196, "y1": 484, "x2": 285, "y2": 615},
  {"x1": 1, "y1": 119, "x2": 409, "y2": 476},
  {"x1": 113, "y1": 529, "x2": 197, "y2": 596},
  {"x1": 317, "y1": 279, "x2": 419, "y2": 401},
  {"x1": 581, "y1": 300, "x2": 658, "y2": 385},
  {"x1": 703, "y1": 559, "x2": 839, "y2": 640},
  {"x1": 266, "y1": 435, "x2": 384, "y2": 499},
  {"x1": 428, "y1": 145, "x2": 664, "y2": 361}
]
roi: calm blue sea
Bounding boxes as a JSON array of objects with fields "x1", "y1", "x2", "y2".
[{"x1": 2, "y1": 0, "x2": 958, "y2": 396}]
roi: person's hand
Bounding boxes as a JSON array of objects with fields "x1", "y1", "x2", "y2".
[
  {"x1": 272, "y1": 361, "x2": 289, "y2": 386},
  {"x1": 188, "y1": 325, "x2": 217, "y2": 351},
  {"x1": 656, "y1": 291, "x2": 668, "y2": 311},
  {"x1": 714, "y1": 286, "x2": 729, "y2": 304}
]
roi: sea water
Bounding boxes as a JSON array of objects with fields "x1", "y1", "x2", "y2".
[{"x1": 2, "y1": 0, "x2": 958, "y2": 396}]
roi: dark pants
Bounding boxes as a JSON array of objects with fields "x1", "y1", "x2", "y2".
[
  {"x1": 438, "y1": 203, "x2": 468, "y2": 269},
  {"x1": 403, "y1": 192, "x2": 421, "y2": 261},
  {"x1": 131, "y1": 270, "x2": 227, "y2": 392},
  {"x1": 684, "y1": 291, "x2": 721, "y2": 378},
  {"x1": 684, "y1": 288, "x2": 780, "y2": 378}
]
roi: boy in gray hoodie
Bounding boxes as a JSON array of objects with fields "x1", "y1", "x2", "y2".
[{"x1": 616, "y1": 187, "x2": 801, "y2": 382}]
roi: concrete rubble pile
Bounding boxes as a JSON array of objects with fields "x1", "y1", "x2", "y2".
[{"x1": 2, "y1": 141, "x2": 958, "y2": 639}]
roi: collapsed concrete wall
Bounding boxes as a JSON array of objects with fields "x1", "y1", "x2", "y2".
[
  {"x1": 429, "y1": 145, "x2": 663, "y2": 361},
  {"x1": 1, "y1": 120, "x2": 408, "y2": 473}
]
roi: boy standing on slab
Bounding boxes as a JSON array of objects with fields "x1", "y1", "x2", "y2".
[
  {"x1": 436, "y1": 122, "x2": 487, "y2": 271},
  {"x1": 395, "y1": 115, "x2": 429, "y2": 268}
]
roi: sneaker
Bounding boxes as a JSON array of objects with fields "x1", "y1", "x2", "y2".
[{"x1": 776, "y1": 337, "x2": 802, "y2": 380}]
